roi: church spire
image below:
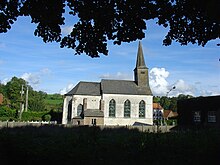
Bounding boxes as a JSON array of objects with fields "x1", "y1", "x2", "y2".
[
  {"x1": 134, "y1": 41, "x2": 150, "y2": 87},
  {"x1": 136, "y1": 41, "x2": 147, "y2": 69}
]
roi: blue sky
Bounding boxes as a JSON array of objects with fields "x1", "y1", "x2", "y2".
[{"x1": 0, "y1": 16, "x2": 219, "y2": 97}]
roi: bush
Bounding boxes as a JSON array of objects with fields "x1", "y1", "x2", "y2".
[
  {"x1": 21, "y1": 111, "x2": 49, "y2": 121},
  {"x1": 43, "y1": 114, "x2": 51, "y2": 121},
  {"x1": 0, "y1": 106, "x2": 17, "y2": 121}
]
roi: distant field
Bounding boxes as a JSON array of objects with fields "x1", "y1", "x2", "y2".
[
  {"x1": 44, "y1": 99, "x2": 63, "y2": 105},
  {"x1": 44, "y1": 94, "x2": 63, "y2": 111},
  {"x1": 44, "y1": 94, "x2": 63, "y2": 105}
]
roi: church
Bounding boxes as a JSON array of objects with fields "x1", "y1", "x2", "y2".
[{"x1": 62, "y1": 42, "x2": 153, "y2": 126}]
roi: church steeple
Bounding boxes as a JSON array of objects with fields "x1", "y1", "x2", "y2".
[
  {"x1": 134, "y1": 41, "x2": 150, "y2": 87},
  {"x1": 136, "y1": 41, "x2": 147, "y2": 69}
]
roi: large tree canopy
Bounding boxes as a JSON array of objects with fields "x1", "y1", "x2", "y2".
[{"x1": 0, "y1": 0, "x2": 219, "y2": 57}]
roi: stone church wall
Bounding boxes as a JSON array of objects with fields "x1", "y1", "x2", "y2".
[{"x1": 103, "y1": 94, "x2": 153, "y2": 125}]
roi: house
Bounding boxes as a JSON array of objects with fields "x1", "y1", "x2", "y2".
[
  {"x1": 62, "y1": 42, "x2": 153, "y2": 126},
  {"x1": 177, "y1": 95, "x2": 220, "y2": 128},
  {"x1": 153, "y1": 103, "x2": 163, "y2": 121},
  {"x1": 163, "y1": 110, "x2": 178, "y2": 120}
]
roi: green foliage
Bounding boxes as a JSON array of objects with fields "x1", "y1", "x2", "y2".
[
  {"x1": 0, "y1": 77, "x2": 64, "y2": 122},
  {"x1": 160, "y1": 96, "x2": 170, "y2": 110},
  {"x1": 44, "y1": 94, "x2": 63, "y2": 112},
  {"x1": 1, "y1": 1, "x2": 219, "y2": 57},
  {"x1": 21, "y1": 111, "x2": 48, "y2": 121},
  {"x1": 153, "y1": 96, "x2": 160, "y2": 103},
  {"x1": 42, "y1": 114, "x2": 51, "y2": 121},
  {"x1": 0, "y1": 106, "x2": 17, "y2": 121},
  {"x1": 28, "y1": 97, "x2": 46, "y2": 111},
  {"x1": 4, "y1": 77, "x2": 26, "y2": 109},
  {"x1": 165, "y1": 119, "x2": 177, "y2": 126},
  {"x1": 157, "y1": 94, "x2": 194, "y2": 111}
]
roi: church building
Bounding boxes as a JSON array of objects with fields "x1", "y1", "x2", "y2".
[{"x1": 62, "y1": 42, "x2": 153, "y2": 126}]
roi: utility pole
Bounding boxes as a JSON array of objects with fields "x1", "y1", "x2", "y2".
[
  {"x1": 164, "y1": 86, "x2": 176, "y2": 126},
  {"x1": 25, "y1": 86, "x2": 28, "y2": 112},
  {"x1": 19, "y1": 84, "x2": 24, "y2": 120}
]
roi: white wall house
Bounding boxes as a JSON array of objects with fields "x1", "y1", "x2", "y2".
[{"x1": 62, "y1": 42, "x2": 153, "y2": 126}]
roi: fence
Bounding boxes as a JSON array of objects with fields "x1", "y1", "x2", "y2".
[{"x1": 0, "y1": 121, "x2": 176, "y2": 132}]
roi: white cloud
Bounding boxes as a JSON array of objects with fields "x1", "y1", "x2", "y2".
[
  {"x1": 149, "y1": 67, "x2": 197, "y2": 97},
  {"x1": 20, "y1": 68, "x2": 52, "y2": 88},
  {"x1": 60, "y1": 83, "x2": 75, "y2": 95},
  {"x1": 1, "y1": 78, "x2": 11, "y2": 85},
  {"x1": 99, "y1": 72, "x2": 133, "y2": 80},
  {"x1": 172, "y1": 79, "x2": 195, "y2": 96},
  {"x1": 149, "y1": 67, "x2": 170, "y2": 96},
  {"x1": 21, "y1": 73, "x2": 40, "y2": 85}
]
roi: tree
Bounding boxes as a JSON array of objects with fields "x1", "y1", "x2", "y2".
[
  {"x1": 169, "y1": 97, "x2": 177, "y2": 112},
  {"x1": 28, "y1": 90, "x2": 46, "y2": 111},
  {"x1": 4, "y1": 77, "x2": 27, "y2": 109},
  {"x1": 153, "y1": 96, "x2": 160, "y2": 103},
  {"x1": 160, "y1": 96, "x2": 170, "y2": 110},
  {"x1": 0, "y1": 0, "x2": 219, "y2": 57}
]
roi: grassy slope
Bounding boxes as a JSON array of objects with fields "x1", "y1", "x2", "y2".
[{"x1": 44, "y1": 94, "x2": 63, "y2": 111}]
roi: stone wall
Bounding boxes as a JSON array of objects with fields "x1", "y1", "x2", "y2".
[{"x1": 0, "y1": 121, "x2": 175, "y2": 133}]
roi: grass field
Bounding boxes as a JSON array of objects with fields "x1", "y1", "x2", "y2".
[
  {"x1": 0, "y1": 126, "x2": 219, "y2": 165},
  {"x1": 44, "y1": 99, "x2": 63, "y2": 105}
]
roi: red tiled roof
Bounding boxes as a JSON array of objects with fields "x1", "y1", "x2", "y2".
[
  {"x1": 153, "y1": 103, "x2": 163, "y2": 109},
  {"x1": 163, "y1": 110, "x2": 171, "y2": 118},
  {"x1": 163, "y1": 110, "x2": 178, "y2": 119}
]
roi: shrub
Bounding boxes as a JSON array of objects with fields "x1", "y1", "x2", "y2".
[{"x1": 43, "y1": 114, "x2": 51, "y2": 121}]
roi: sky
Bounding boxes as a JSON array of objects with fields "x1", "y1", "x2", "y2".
[{"x1": 0, "y1": 16, "x2": 219, "y2": 97}]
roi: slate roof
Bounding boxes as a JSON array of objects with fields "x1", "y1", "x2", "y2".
[
  {"x1": 101, "y1": 79, "x2": 152, "y2": 95},
  {"x1": 65, "y1": 81, "x2": 101, "y2": 96},
  {"x1": 84, "y1": 109, "x2": 104, "y2": 117},
  {"x1": 136, "y1": 41, "x2": 147, "y2": 69},
  {"x1": 65, "y1": 79, "x2": 152, "y2": 96}
]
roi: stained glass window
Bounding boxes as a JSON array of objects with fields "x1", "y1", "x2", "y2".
[
  {"x1": 124, "y1": 100, "x2": 131, "y2": 118},
  {"x1": 109, "y1": 99, "x2": 116, "y2": 117},
  {"x1": 139, "y1": 100, "x2": 145, "y2": 118}
]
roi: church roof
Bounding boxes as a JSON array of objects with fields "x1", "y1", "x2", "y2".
[
  {"x1": 101, "y1": 79, "x2": 152, "y2": 95},
  {"x1": 65, "y1": 79, "x2": 152, "y2": 96},
  {"x1": 84, "y1": 109, "x2": 104, "y2": 117},
  {"x1": 65, "y1": 81, "x2": 101, "y2": 96}
]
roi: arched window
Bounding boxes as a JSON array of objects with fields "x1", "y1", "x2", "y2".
[
  {"x1": 109, "y1": 99, "x2": 116, "y2": 117},
  {"x1": 124, "y1": 99, "x2": 131, "y2": 118},
  {"x1": 77, "y1": 104, "x2": 83, "y2": 116},
  {"x1": 139, "y1": 100, "x2": 145, "y2": 118},
  {"x1": 67, "y1": 99, "x2": 72, "y2": 122}
]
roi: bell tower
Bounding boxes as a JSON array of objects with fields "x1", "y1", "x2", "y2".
[{"x1": 134, "y1": 41, "x2": 150, "y2": 87}]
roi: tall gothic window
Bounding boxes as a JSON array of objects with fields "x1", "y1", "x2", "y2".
[
  {"x1": 139, "y1": 100, "x2": 145, "y2": 118},
  {"x1": 67, "y1": 99, "x2": 72, "y2": 122},
  {"x1": 109, "y1": 99, "x2": 116, "y2": 117},
  {"x1": 124, "y1": 99, "x2": 131, "y2": 118},
  {"x1": 77, "y1": 104, "x2": 83, "y2": 116}
]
